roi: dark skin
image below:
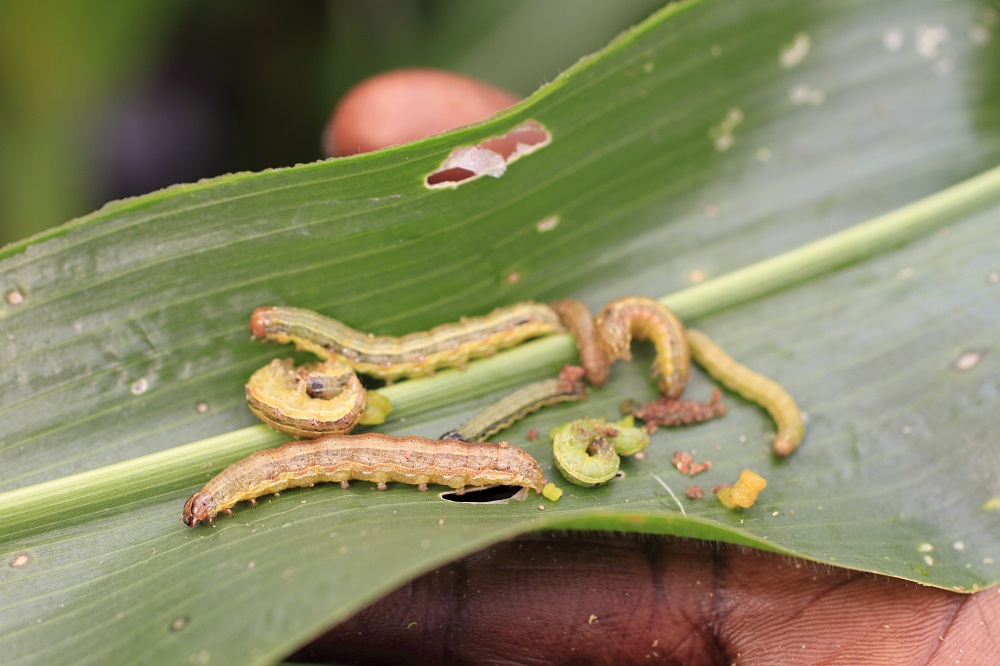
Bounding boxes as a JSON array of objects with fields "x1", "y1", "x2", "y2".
[{"x1": 295, "y1": 69, "x2": 1000, "y2": 665}]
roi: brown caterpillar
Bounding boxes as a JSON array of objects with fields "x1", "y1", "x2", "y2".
[
  {"x1": 441, "y1": 365, "x2": 588, "y2": 443},
  {"x1": 686, "y1": 329, "x2": 804, "y2": 456},
  {"x1": 549, "y1": 299, "x2": 611, "y2": 386},
  {"x1": 183, "y1": 433, "x2": 547, "y2": 526},
  {"x1": 596, "y1": 296, "x2": 690, "y2": 398},
  {"x1": 249, "y1": 302, "x2": 565, "y2": 382}
]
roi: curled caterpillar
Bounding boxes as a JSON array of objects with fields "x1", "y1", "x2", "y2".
[
  {"x1": 245, "y1": 358, "x2": 390, "y2": 438},
  {"x1": 686, "y1": 329, "x2": 804, "y2": 456},
  {"x1": 596, "y1": 296, "x2": 690, "y2": 398},
  {"x1": 549, "y1": 299, "x2": 611, "y2": 386},
  {"x1": 183, "y1": 433, "x2": 547, "y2": 526},
  {"x1": 550, "y1": 416, "x2": 650, "y2": 487},
  {"x1": 249, "y1": 302, "x2": 565, "y2": 382},
  {"x1": 441, "y1": 365, "x2": 587, "y2": 443}
]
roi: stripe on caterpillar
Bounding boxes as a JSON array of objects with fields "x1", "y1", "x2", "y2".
[
  {"x1": 686, "y1": 329, "x2": 804, "y2": 456},
  {"x1": 249, "y1": 302, "x2": 565, "y2": 382},
  {"x1": 182, "y1": 433, "x2": 546, "y2": 526},
  {"x1": 440, "y1": 365, "x2": 588, "y2": 443}
]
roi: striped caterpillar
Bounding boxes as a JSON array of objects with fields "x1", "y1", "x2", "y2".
[
  {"x1": 686, "y1": 330, "x2": 804, "y2": 456},
  {"x1": 249, "y1": 302, "x2": 565, "y2": 382},
  {"x1": 595, "y1": 296, "x2": 690, "y2": 398},
  {"x1": 441, "y1": 365, "x2": 588, "y2": 443},
  {"x1": 183, "y1": 433, "x2": 546, "y2": 526},
  {"x1": 245, "y1": 358, "x2": 391, "y2": 438},
  {"x1": 550, "y1": 416, "x2": 650, "y2": 486}
]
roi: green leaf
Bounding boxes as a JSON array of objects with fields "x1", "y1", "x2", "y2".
[{"x1": 2, "y1": 0, "x2": 999, "y2": 664}]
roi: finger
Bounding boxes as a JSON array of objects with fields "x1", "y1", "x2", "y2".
[
  {"x1": 324, "y1": 68, "x2": 519, "y2": 157},
  {"x1": 293, "y1": 534, "x2": 997, "y2": 664}
]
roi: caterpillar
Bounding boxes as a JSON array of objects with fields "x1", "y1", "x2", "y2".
[
  {"x1": 550, "y1": 416, "x2": 650, "y2": 487},
  {"x1": 249, "y1": 302, "x2": 565, "y2": 382},
  {"x1": 548, "y1": 299, "x2": 611, "y2": 386},
  {"x1": 595, "y1": 296, "x2": 690, "y2": 398},
  {"x1": 440, "y1": 365, "x2": 588, "y2": 443},
  {"x1": 686, "y1": 329, "x2": 804, "y2": 456},
  {"x1": 245, "y1": 358, "x2": 390, "y2": 438},
  {"x1": 183, "y1": 433, "x2": 547, "y2": 526}
]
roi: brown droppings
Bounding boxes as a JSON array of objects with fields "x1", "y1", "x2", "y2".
[
  {"x1": 527, "y1": 429, "x2": 538, "y2": 442},
  {"x1": 631, "y1": 389, "x2": 727, "y2": 433},
  {"x1": 686, "y1": 486, "x2": 704, "y2": 499},
  {"x1": 672, "y1": 451, "x2": 712, "y2": 477}
]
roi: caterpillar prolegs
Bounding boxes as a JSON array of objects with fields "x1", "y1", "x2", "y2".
[
  {"x1": 249, "y1": 302, "x2": 565, "y2": 382},
  {"x1": 183, "y1": 433, "x2": 546, "y2": 526}
]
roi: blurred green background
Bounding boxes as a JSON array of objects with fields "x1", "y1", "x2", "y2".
[{"x1": 0, "y1": 0, "x2": 667, "y2": 248}]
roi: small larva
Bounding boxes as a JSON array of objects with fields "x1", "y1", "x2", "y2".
[
  {"x1": 183, "y1": 433, "x2": 547, "y2": 526},
  {"x1": 595, "y1": 296, "x2": 690, "y2": 398},
  {"x1": 249, "y1": 302, "x2": 565, "y2": 382},
  {"x1": 245, "y1": 358, "x2": 391, "y2": 438},
  {"x1": 549, "y1": 299, "x2": 611, "y2": 386},
  {"x1": 550, "y1": 416, "x2": 650, "y2": 487},
  {"x1": 440, "y1": 365, "x2": 587, "y2": 443},
  {"x1": 686, "y1": 329, "x2": 804, "y2": 456}
]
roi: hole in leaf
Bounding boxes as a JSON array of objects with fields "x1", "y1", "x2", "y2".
[
  {"x1": 440, "y1": 485, "x2": 524, "y2": 503},
  {"x1": 425, "y1": 120, "x2": 551, "y2": 188}
]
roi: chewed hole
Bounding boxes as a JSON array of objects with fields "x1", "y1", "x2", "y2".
[
  {"x1": 440, "y1": 485, "x2": 524, "y2": 503},
  {"x1": 479, "y1": 124, "x2": 550, "y2": 159},
  {"x1": 426, "y1": 120, "x2": 551, "y2": 188},
  {"x1": 426, "y1": 167, "x2": 476, "y2": 186}
]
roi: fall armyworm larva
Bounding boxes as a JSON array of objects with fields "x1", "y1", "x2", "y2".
[
  {"x1": 245, "y1": 358, "x2": 391, "y2": 438},
  {"x1": 686, "y1": 329, "x2": 804, "y2": 456},
  {"x1": 595, "y1": 296, "x2": 690, "y2": 398},
  {"x1": 249, "y1": 302, "x2": 565, "y2": 382},
  {"x1": 441, "y1": 366, "x2": 588, "y2": 443},
  {"x1": 183, "y1": 433, "x2": 547, "y2": 526},
  {"x1": 549, "y1": 299, "x2": 611, "y2": 386},
  {"x1": 550, "y1": 416, "x2": 650, "y2": 487}
]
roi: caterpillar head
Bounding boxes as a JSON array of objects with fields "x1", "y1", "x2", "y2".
[{"x1": 182, "y1": 491, "x2": 218, "y2": 527}]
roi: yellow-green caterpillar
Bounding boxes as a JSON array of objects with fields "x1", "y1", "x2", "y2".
[
  {"x1": 550, "y1": 416, "x2": 650, "y2": 487},
  {"x1": 686, "y1": 330, "x2": 804, "y2": 457},
  {"x1": 249, "y1": 302, "x2": 565, "y2": 382},
  {"x1": 245, "y1": 358, "x2": 390, "y2": 438}
]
